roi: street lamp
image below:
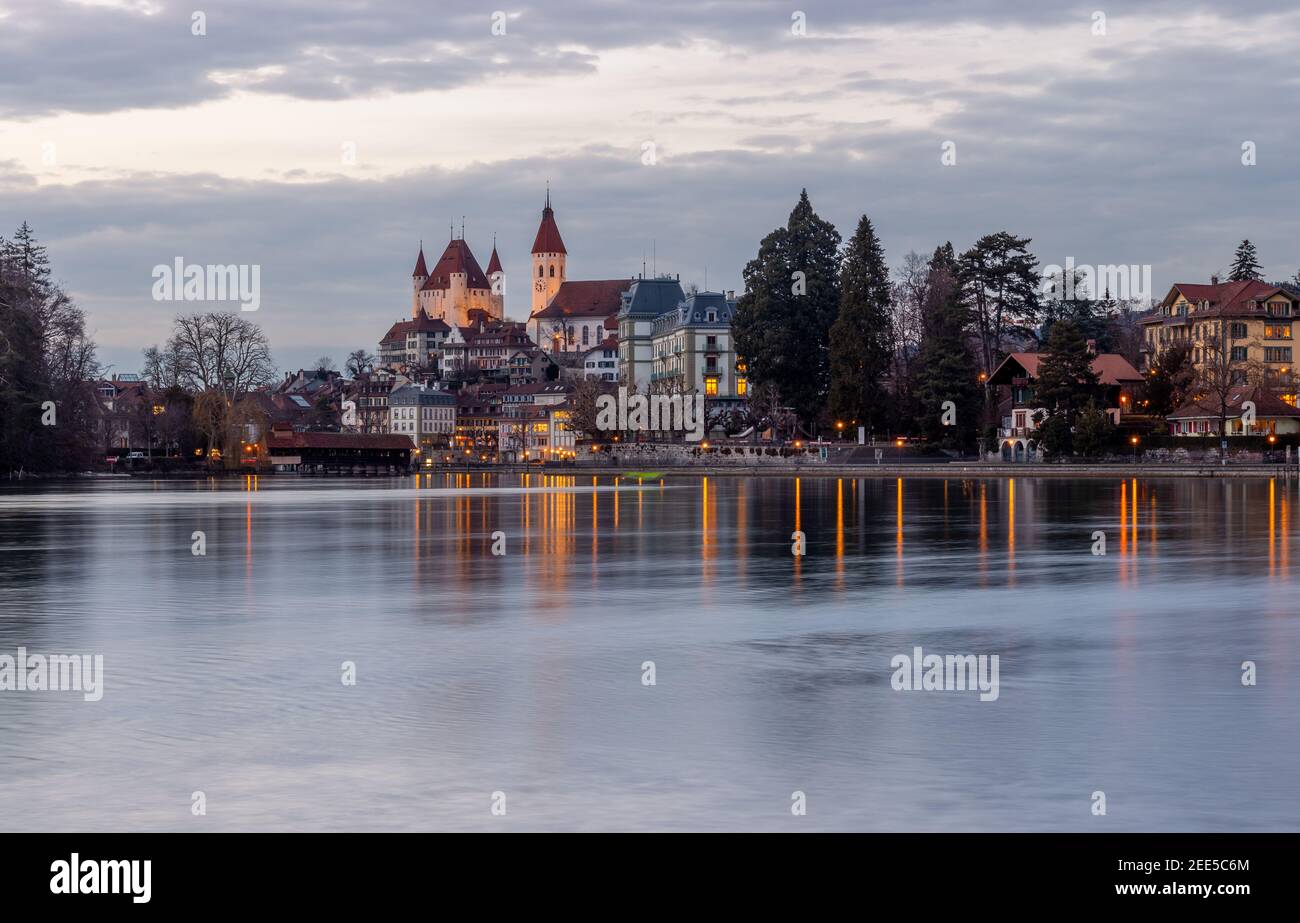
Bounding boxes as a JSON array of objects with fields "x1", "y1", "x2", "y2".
[{"x1": 1130, "y1": 435, "x2": 1139, "y2": 463}]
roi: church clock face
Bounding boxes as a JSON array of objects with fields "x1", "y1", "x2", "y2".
[{"x1": 535, "y1": 280, "x2": 545, "y2": 292}]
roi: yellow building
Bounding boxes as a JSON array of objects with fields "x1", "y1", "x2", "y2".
[{"x1": 1142, "y1": 278, "x2": 1300, "y2": 394}]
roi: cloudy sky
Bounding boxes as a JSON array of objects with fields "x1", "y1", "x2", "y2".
[{"x1": 3, "y1": 0, "x2": 1299, "y2": 375}]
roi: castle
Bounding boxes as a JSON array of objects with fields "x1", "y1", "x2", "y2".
[{"x1": 410, "y1": 191, "x2": 568, "y2": 328}]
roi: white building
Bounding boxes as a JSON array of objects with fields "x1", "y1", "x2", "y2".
[{"x1": 388, "y1": 383, "x2": 457, "y2": 452}]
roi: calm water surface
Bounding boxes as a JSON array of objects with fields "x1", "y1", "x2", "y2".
[{"x1": 0, "y1": 473, "x2": 1296, "y2": 831}]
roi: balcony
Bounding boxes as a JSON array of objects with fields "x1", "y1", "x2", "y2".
[{"x1": 998, "y1": 427, "x2": 1034, "y2": 439}]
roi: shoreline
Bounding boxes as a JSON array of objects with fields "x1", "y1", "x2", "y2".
[{"x1": 9, "y1": 463, "x2": 1299, "y2": 482}]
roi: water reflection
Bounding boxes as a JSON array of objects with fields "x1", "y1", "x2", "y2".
[{"x1": 0, "y1": 474, "x2": 1297, "y2": 831}]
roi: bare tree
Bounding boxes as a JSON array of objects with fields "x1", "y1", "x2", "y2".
[
  {"x1": 345, "y1": 349, "x2": 375, "y2": 378},
  {"x1": 1196, "y1": 319, "x2": 1254, "y2": 436},
  {"x1": 567, "y1": 377, "x2": 605, "y2": 440},
  {"x1": 167, "y1": 312, "x2": 276, "y2": 401}
]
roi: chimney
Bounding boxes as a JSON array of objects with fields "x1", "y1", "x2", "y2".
[{"x1": 1211, "y1": 274, "x2": 1219, "y2": 286}]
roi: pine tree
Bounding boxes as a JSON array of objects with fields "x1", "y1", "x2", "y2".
[
  {"x1": 1035, "y1": 319, "x2": 1100, "y2": 419},
  {"x1": 4, "y1": 222, "x2": 53, "y2": 294},
  {"x1": 1229, "y1": 239, "x2": 1263, "y2": 281},
  {"x1": 732, "y1": 190, "x2": 841, "y2": 426},
  {"x1": 915, "y1": 244, "x2": 979, "y2": 450},
  {"x1": 958, "y1": 232, "x2": 1041, "y2": 377},
  {"x1": 828, "y1": 215, "x2": 891, "y2": 436}
]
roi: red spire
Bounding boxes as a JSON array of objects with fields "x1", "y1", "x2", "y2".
[
  {"x1": 413, "y1": 242, "x2": 428, "y2": 278},
  {"x1": 530, "y1": 192, "x2": 566, "y2": 255},
  {"x1": 420, "y1": 239, "x2": 491, "y2": 291},
  {"x1": 486, "y1": 240, "x2": 503, "y2": 275}
]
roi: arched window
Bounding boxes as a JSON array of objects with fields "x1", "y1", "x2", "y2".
[
  {"x1": 582, "y1": 326, "x2": 590, "y2": 345},
  {"x1": 549, "y1": 265, "x2": 556, "y2": 278},
  {"x1": 538, "y1": 265, "x2": 544, "y2": 278}
]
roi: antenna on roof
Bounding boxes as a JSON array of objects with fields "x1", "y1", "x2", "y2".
[
  {"x1": 653, "y1": 240, "x2": 656, "y2": 276},
  {"x1": 546, "y1": 181, "x2": 550, "y2": 210},
  {"x1": 461, "y1": 216, "x2": 465, "y2": 240}
]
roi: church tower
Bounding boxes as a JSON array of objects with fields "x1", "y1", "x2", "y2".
[
  {"x1": 530, "y1": 188, "x2": 567, "y2": 314},
  {"x1": 487, "y1": 236, "x2": 505, "y2": 320}
]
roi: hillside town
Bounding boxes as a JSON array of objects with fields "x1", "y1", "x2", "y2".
[{"x1": 4, "y1": 199, "x2": 1300, "y2": 476}]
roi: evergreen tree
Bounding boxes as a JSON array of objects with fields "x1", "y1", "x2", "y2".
[
  {"x1": 828, "y1": 215, "x2": 891, "y2": 437},
  {"x1": 1072, "y1": 402, "x2": 1115, "y2": 458},
  {"x1": 733, "y1": 190, "x2": 841, "y2": 426},
  {"x1": 1035, "y1": 319, "x2": 1100, "y2": 419},
  {"x1": 3, "y1": 221, "x2": 53, "y2": 294},
  {"x1": 1229, "y1": 239, "x2": 1263, "y2": 281},
  {"x1": 0, "y1": 224, "x2": 100, "y2": 472},
  {"x1": 1145, "y1": 341, "x2": 1194, "y2": 417},
  {"x1": 914, "y1": 243, "x2": 979, "y2": 451},
  {"x1": 958, "y1": 231, "x2": 1041, "y2": 376}
]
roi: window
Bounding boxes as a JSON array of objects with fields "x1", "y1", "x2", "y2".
[
  {"x1": 1265, "y1": 347, "x2": 1292, "y2": 363},
  {"x1": 538, "y1": 265, "x2": 544, "y2": 278},
  {"x1": 1265, "y1": 324, "x2": 1292, "y2": 339},
  {"x1": 704, "y1": 377, "x2": 718, "y2": 396},
  {"x1": 737, "y1": 377, "x2": 748, "y2": 396},
  {"x1": 582, "y1": 326, "x2": 590, "y2": 345},
  {"x1": 1231, "y1": 346, "x2": 1248, "y2": 361},
  {"x1": 549, "y1": 265, "x2": 555, "y2": 277},
  {"x1": 1230, "y1": 322, "x2": 1248, "y2": 339}
]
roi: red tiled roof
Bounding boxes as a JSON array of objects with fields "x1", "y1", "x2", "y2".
[
  {"x1": 421, "y1": 239, "x2": 491, "y2": 292},
  {"x1": 530, "y1": 204, "x2": 566, "y2": 255},
  {"x1": 1159, "y1": 280, "x2": 1297, "y2": 318},
  {"x1": 1169, "y1": 385, "x2": 1300, "y2": 420},
  {"x1": 531, "y1": 279, "x2": 630, "y2": 319},
  {"x1": 382, "y1": 314, "x2": 451, "y2": 344},
  {"x1": 413, "y1": 246, "x2": 428, "y2": 278},
  {"x1": 266, "y1": 431, "x2": 415, "y2": 451},
  {"x1": 486, "y1": 245, "x2": 502, "y2": 275},
  {"x1": 990, "y1": 352, "x2": 1144, "y2": 385}
]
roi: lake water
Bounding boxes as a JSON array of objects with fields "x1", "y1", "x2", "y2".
[{"x1": 0, "y1": 473, "x2": 1296, "y2": 831}]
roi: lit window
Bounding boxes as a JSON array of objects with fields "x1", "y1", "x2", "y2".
[{"x1": 705, "y1": 377, "x2": 718, "y2": 396}]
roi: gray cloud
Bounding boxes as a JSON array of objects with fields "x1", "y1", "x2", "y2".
[
  {"x1": 4, "y1": 0, "x2": 1300, "y2": 375},
  {"x1": 4, "y1": 0, "x2": 1290, "y2": 117}
]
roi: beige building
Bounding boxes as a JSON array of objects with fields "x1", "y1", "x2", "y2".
[
  {"x1": 649, "y1": 290, "x2": 745, "y2": 398},
  {"x1": 411, "y1": 237, "x2": 504, "y2": 327},
  {"x1": 1142, "y1": 279, "x2": 1300, "y2": 395}
]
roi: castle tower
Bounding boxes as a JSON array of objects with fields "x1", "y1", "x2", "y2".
[
  {"x1": 530, "y1": 188, "x2": 567, "y2": 314},
  {"x1": 415, "y1": 234, "x2": 493, "y2": 326},
  {"x1": 487, "y1": 236, "x2": 504, "y2": 320},
  {"x1": 412, "y1": 243, "x2": 428, "y2": 319}
]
